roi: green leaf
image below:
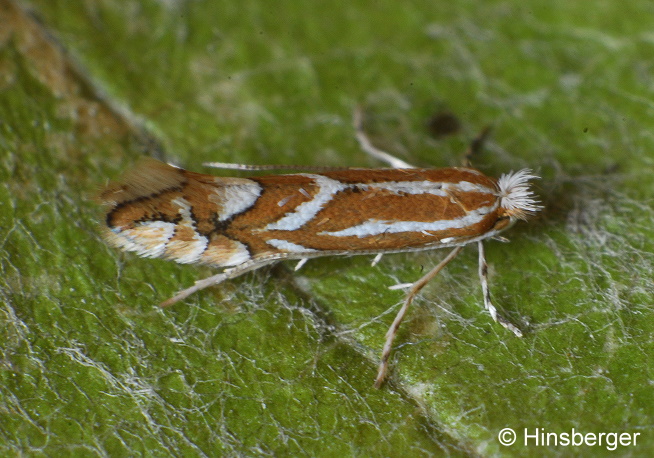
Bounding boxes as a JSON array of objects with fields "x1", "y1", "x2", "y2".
[{"x1": 1, "y1": 0, "x2": 652, "y2": 455}]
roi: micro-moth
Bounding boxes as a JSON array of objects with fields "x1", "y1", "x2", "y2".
[{"x1": 100, "y1": 111, "x2": 541, "y2": 387}]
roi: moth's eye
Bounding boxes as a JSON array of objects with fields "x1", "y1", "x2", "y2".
[{"x1": 492, "y1": 216, "x2": 512, "y2": 232}]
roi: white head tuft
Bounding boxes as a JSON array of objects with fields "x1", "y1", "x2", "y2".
[{"x1": 497, "y1": 169, "x2": 542, "y2": 220}]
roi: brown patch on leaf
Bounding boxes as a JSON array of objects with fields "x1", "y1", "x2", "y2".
[
  {"x1": 426, "y1": 111, "x2": 461, "y2": 139},
  {"x1": 0, "y1": 0, "x2": 155, "y2": 144}
]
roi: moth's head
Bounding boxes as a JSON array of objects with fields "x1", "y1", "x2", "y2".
[{"x1": 496, "y1": 169, "x2": 542, "y2": 222}]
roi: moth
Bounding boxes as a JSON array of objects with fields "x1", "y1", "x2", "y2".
[{"x1": 100, "y1": 111, "x2": 541, "y2": 387}]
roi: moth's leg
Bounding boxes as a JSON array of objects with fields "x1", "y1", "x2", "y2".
[
  {"x1": 374, "y1": 246, "x2": 464, "y2": 388},
  {"x1": 477, "y1": 241, "x2": 523, "y2": 337},
  {"x1": 159, "y1": 259, "x2": 277, "y2": 308},
  {"x1": 371, "y1": 253, "x2": 383, "y2": 267},
  {"x1": 353, "y1": 106, "x2": 415, "y2": 169},
  {"x1": 294, "y1": 258, "x2": 308, "y2": 271}
]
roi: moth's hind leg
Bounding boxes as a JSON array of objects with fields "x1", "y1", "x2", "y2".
[{"x1": 159, "y1": 259, "x2": 278, "y2": 308}]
